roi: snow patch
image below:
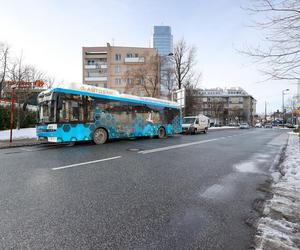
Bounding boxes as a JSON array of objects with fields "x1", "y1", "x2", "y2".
[
  {"x1": 234, "y1": 161, "x2": 261, "y2": 173},
  {"x1": 234, "y1": 153, "x2": 272, "y2": 174},
  {"x1": 209, "y1": 126, "x2": 238, "y2": 130},
  {"x1": 0, "y1": 128, "x2": 37, "y2": 141},
  {"x1": 255, "y1": 134, "x2": 300, "y2": 250}
]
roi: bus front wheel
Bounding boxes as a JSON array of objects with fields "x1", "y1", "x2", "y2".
[
  {"x1": 158, "y1": 127, "x2": 166, "y2": 139},
  {"x1": 93, "y1": 128, "x2": 108, "y2": 144}
]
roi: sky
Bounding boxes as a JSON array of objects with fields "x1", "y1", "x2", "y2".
[{"x1": 0, "y1": 0, "x2": 298, "y2": 113}]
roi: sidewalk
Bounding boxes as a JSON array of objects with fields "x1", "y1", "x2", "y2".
[
  {"x1": 0, "y1": 138, "x2": 43, "y2": 149},
  {"x1": 255, "y1": 132, "x2": 300, "y2": 250}
]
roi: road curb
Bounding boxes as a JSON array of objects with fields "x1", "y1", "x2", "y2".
[{"x1": 0, "y1": 141, "x2": 46, "y2": 149}]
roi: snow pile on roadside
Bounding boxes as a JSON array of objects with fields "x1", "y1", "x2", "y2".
[
  {"x1": 209, "y1": 126, "x2": 238, "y2": 130},
  {"x1": 255, "y1": 133, "x2": 300, "y2": 250},
  {"x1": 0, "y1": 128, "x2": 37, "y2": 141}
]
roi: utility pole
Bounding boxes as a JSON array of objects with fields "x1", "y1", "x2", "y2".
[
  {"x1": 282, "y1": 89, "x2": 290, "y2": 127},
  {"x1": 9, "y1": 85, "x2": 16, "y2": 143},
  {"x1": 264, "y1": 101, "x2": 267, "y2": 120}
]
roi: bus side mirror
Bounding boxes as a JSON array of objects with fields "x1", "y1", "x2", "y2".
[{"x1": 57, "y1": 95, "x2": 63, "y2": 109}]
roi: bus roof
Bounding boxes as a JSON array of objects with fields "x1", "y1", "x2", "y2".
[{"x1": 42, "y1": 82, "x2": 181, "y2": 109}]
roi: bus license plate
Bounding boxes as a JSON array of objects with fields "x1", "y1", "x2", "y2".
[{"x1": 48, "y1": 137, "x2": 57, "y2": 142}]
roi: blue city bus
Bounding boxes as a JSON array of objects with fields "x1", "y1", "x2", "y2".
[{"x1": 36, "y1": 84, "x2": 182, "y2": 144}]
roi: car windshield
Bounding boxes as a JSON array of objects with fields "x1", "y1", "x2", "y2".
[{"x1": 183, "y1": 117, "x2": 196, "y2": 124}]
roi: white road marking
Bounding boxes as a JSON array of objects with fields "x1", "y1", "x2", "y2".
[
  {"x1": 52, "y1": 156, "x2": 122, "y2": 170},
  {"x1": 19, "y1": 147, "x2": 34, "y2": 152},
  {"x1": 138, "y1": 138, "x2": 223, "y2": 154},
  {"x1": 138, "y1": 132, "x2": 253, "y2": 155}
]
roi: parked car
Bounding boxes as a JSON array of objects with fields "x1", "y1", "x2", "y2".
[
  {"x1": 239, "y1": 123, "x2": 250, "y2": 129},
  {"x1": 264, "y1": 123, "x2": 273, "y2": 128},
  {"x1": 255, "y1": 122, "x2": 262, "y2": 128},
  {"x1": 182, "y1": 114, "x2": 209, "y2": 134},
  {"x1": 285, "y1": 123, "x2": 295, "y2": 128}
]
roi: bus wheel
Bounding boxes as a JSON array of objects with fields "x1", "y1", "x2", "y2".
[
  {"x1": 93, "y1": 128, "x2": 108, "y2": 144},
  {"x1": 158, "y1": 127, "x2": 166, "y2": 139}
]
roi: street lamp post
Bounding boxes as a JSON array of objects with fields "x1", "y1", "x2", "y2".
[
  {"x1": 282, "y1": 88, "x2": 290, "y2": 127},
  {"x1": 9, "y1": 85, "x2": 17, "y2": 143}
]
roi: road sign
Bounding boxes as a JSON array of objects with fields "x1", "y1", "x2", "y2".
[{"x1": 171, "y1": 88, "x2": 186, "y2": 108}]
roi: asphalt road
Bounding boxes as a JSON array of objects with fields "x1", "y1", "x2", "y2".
[{"x1": 0, "y1": 128, "x2": 289, "y2": 249}]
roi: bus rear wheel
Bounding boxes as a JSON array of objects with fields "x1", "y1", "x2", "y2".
[
  {"x1": 158, "y1": 127, "x2": 166, "y2": 139},
  {"x1": 93, "y1": 128, "x2": 108, "y2": 144}
]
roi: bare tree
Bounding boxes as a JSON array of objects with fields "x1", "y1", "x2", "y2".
[
  {"x1": 173, "y1": 39, "x2": 197, "y2": 89},
  {"x1": 243, "y1": 0, "x2": 300, "y2": 81},
  {"x1": 160, "y1": 56, "x2": 175, "y2": 99},
  {"x1": 8, "y1": 54, "x2": 31, "y2": 128},
  {"x1": 183, "y1": 73, "x2": 202, "y2": 115},
  {"x1": 124, "y1": 54, "x2": 160, "y2": 97},
  {"x1": 230, "y1": 106, "x2": 243, "y2": 123},
  {"x1": 8, "y1": 54, "x2": 49, "y2": 128},
  {"x1": 210, "y1": 98, "x2": 225, "y2": 124},
  {"x1": 0, "y1": 42, "x2": 9, "y2": 99},
  {"x1": 43, "y1": 74, "x2": 55, "y2": 89}
]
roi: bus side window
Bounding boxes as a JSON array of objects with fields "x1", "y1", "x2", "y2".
[
  {"x1": 83, "y1": 96, "x2": 94, "y2": 122},
  {"x1": 71, "y1": 101, "x2": 79, "y2": 121}
]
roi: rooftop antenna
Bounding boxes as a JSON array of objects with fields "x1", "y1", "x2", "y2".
[{"x1": 112, "y1": 38, "x2": 115, "y2": 46}]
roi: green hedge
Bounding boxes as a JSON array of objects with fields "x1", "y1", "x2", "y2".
[{"x1": 0, "y1": 106, "x2": 37, "y2": 130}]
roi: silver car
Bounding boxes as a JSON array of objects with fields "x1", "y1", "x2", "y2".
[{"x1": 239, "y1": 123, "x2": 250, "y2": 129}]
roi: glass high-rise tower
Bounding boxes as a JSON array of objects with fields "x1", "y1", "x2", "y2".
[{"x1": 153, "y1": 26, "x2": 173, "y2": 55}]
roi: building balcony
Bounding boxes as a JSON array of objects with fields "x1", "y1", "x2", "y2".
[
  {"x1": 85, "y1": 64, "x2": 107, "y2": 69},
  {"x1": 124, "y1": 57, "x2": 145, "y2": 63},
  {"x1": 84, "y1": 77, "x2": 107, "y2": 82}
]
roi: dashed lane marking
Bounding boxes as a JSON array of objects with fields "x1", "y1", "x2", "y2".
[
  {"x1": 52, "y1": 156, "x2": 122, "y2": 170},
  {"x1": 138, "y1": 132, "x2": 253, "y2": 155},
  {"x1": 138, "y1": 138, "x2": 222, "y2": 154}
]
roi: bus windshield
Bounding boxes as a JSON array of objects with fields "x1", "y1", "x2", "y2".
[{"x1": 39, "y1": 100, "x2": 55, "y2": 123}]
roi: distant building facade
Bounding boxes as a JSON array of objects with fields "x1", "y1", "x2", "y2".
[
  {"x1": 192, "y1": 87, "x2": 256, "y2": 126},
  {"x1": 153, "y1": 26, "x2": 173, "y2": 56},
  {"x1": 82, "y1": 43, "x2": 159, "y2": 97},
  {"x1": 152, "y1": 26, "x2": 174, "y2": 98}
]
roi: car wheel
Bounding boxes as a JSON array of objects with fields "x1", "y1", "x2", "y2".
[{"x1": 93, "y1": 128, "x2": 108, "y2": 144}]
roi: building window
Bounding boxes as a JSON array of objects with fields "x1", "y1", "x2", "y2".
[
  {"x1": 115, "y1": 78, "x2": 122, "y2": 85},
  {"x1": 126, "y1": 53, "x2": 133, "y2": 58},
  {"x1": 114, "y1": 65, "x2": 121, "y2": 73},
  {"x1": 135, "y1": 53, "x2": 138, "y2": 58},
  {"x1": 127, "y1": 78, "x2": 133, "y2": 84},
  {"x1": 115, "y1": 54, "x2": 122, "y2": 61}
]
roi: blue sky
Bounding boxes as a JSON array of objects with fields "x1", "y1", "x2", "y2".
[{"x1": 0, "y1": 0, "x2": 297, "y2": 113}]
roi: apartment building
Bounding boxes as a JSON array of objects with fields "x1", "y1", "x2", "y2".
[
  {"x1": 192, "y1": 87, "x2": 256, "y2": 126},
  {"x1": 82, "y1": 43, "x2": 159, "y2": 97}
]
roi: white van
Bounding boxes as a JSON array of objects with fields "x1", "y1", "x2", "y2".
[{"x1": 182, "y1": 115, "x2": 209, "y2": 134}]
